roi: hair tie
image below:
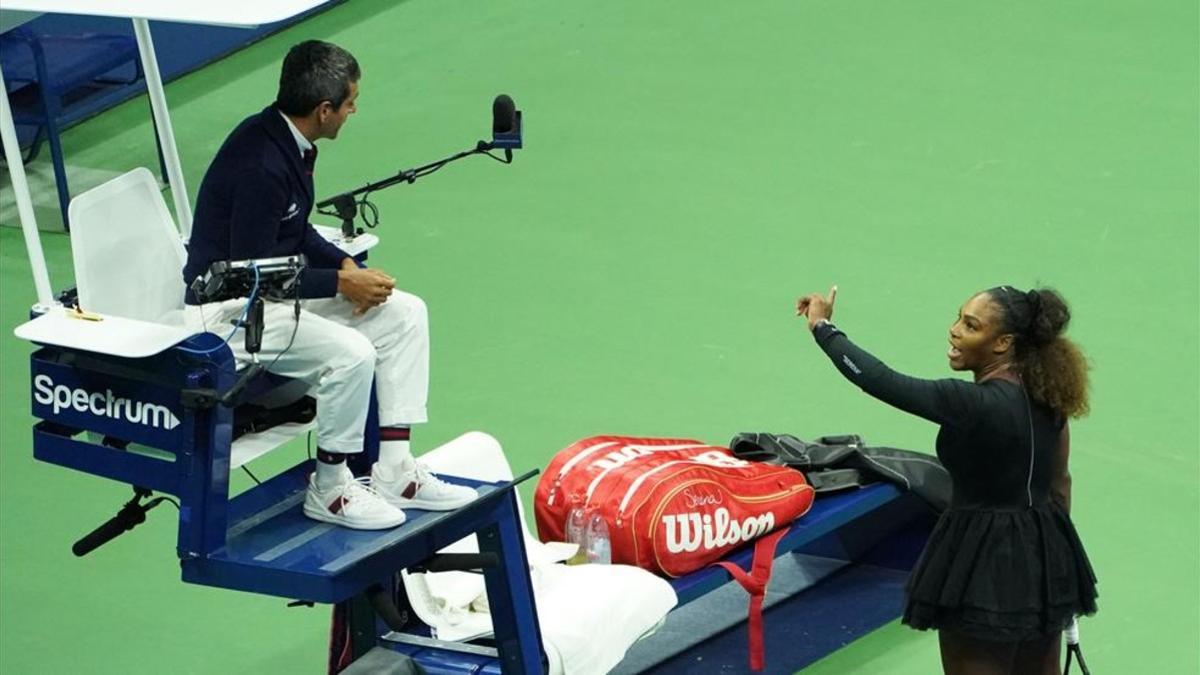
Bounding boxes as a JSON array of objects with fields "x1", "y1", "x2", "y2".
[
  {"x1": 987, "y1": 286, "x2": 1043, "y2": 343},
  {"x1": 1026, "y1": 289, "x2": 1043, "y2": 316}
]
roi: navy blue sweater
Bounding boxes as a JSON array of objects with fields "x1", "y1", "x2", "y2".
[{"x1": 183, "y1": 105, "x2": 349, "y2": 303}]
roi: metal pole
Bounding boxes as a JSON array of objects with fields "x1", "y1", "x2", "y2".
[
  {"x1": 0, "y1": 62, "x2": 54, "y2": 307},
  {"x1": 132, "y1": 18, "x2": 192, "y2": 238}
]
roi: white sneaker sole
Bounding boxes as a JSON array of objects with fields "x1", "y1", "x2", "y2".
[
  {"x1": 387, "y1": 491, "x2": 477, "y2": 512},
  {"x1": 302, "y1": 502, "x2": 406, "y2": 530}
]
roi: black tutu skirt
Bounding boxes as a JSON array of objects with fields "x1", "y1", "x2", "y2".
[{"x1": 902, "y1": 500, "x2": 1098, "y2": 642}]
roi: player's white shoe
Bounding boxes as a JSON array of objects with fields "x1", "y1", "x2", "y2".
[
  {"x1": 372, "y1": 457, "x2": 477, "y2": 511},
  {"x1": 303, "y1": 464, "x2": 407, "y2": 530}
]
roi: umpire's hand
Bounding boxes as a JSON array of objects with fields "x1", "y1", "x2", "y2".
[{"x1": 338, "y1": 259, "x2": 395, "y2": 315}]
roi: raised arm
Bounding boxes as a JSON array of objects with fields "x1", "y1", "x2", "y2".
[
  {"x1": 811, "y1": 321, "x2": 981, "y2": 427},
  {"x1": 798, "y1": 287, "x2": 981, "y2": 428}
]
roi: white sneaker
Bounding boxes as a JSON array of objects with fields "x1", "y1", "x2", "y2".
[
  {"x1": 303, "y1": 465, "x2": 407, "y2": 530},
  {"x1": 372, "y1": 458, "x2": 477, "y2": 511}
]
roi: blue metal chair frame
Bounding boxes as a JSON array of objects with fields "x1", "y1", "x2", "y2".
[{"x1": 28, "y1": 326, "x2": 546, "y2": 673}]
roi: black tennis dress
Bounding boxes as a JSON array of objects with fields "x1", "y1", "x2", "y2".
[{"x1": 812, "y1": 321, "x2": 1098, "y2": 641}]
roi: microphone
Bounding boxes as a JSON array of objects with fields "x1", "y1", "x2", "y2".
[
  {"x1": 489, "y1": 94, "x2": 522, "y2": 152},
  {"x1": 493, "y1": 94, "x2": 515, "y2": 134}
]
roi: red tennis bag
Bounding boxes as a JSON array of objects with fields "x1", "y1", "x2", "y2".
[{"x1": 535, "y1": 435, "x2": 815, "y2": 577}]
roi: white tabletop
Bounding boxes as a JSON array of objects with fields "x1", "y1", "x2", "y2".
[
  {"x1": 14, "y1": 305, "x2": 196, "y2": 358},
  {"x1": 312, "y1": 224, "x2": 380, "y2": 258},
  {"x1": 0, "y1": 0, "x2": 326, "y2": 27}
]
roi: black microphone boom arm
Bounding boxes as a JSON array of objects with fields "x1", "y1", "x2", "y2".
[
  {"x1": 317, "y1": 94, "x2": 523, "y2": 238},
  {"x1": 316, "y1": 141, "x2": 511, "y2": 239}
]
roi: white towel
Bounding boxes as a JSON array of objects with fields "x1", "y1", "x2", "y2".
[{"x1": 403, "y1": 432, "x2": 677, "y2": 675}]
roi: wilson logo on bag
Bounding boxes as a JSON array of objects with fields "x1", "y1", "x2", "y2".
[{"x1": 535, "y1": 436, "x2": 815, "y2": 577}]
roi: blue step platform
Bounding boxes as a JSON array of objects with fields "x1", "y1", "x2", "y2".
[{"x1": 181, "y1": 460, "x2": 536, "y2": 604}]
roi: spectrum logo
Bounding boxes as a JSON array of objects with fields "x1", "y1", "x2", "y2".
[{"x1": 33, "y1": 374, "x2": 181, "y2": 430}]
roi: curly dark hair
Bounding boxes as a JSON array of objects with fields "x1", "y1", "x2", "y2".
[{"x1": 985, "y1": 286, "x2": 1091, "y2": 419}]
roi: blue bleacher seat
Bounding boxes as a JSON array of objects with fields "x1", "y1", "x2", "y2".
[{"x1": 1, "y1": 26, "x2": 163, "y2": 229}]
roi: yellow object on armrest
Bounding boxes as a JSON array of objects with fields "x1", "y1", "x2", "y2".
[{"x1": 69, "y1": 305, "x2": 103, "y2": 322}]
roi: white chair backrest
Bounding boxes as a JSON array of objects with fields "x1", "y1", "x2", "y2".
[{"x1": 68, "y1": 168, "x2": 187, "y2": 324}]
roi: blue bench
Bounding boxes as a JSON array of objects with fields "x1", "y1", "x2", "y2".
[{"x1": 379, "y1": 483, "x2": 935, "y2": 674}]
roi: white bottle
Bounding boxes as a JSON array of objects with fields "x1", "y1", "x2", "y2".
[
  {"x1": 565, "y1": 506, "x2": 587, "y2": 545},
  {"x1": 585, "y1": 512, "x2": 611, "y2": 564}
]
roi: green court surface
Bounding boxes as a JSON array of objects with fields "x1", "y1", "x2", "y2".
[{"x1": 1, "y1": 1, "x2": 1196, "y2": 673}]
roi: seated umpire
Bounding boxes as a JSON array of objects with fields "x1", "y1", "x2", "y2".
[{"x1": 182, "y1": 40, "x2": 475, "y2": 530}]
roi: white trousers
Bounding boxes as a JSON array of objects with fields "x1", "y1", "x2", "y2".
[{"x1": 184, "y1": 292, "x2": 430, "y2": 453}]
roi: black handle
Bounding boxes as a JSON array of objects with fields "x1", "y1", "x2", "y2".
[
  {"x1": 411, "y1": 552, "x2": 500, "y2": 574},
  {"x1": 365, "y1": 583, "x2": 408, "y2": 632},
  {"x1": 1064, "y1": 644, "x2": 1090, "y2": 675},
  {"x1": 220, "y1": 362, "x2": 264, "y2": 408},
  {"x1": 72, "y1": 502, "x2": 146, "y2": 557}
]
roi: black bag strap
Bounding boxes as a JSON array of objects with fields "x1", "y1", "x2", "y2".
[{"x1": 805, "y1": 468, "x2": 871, "y2": 493}]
